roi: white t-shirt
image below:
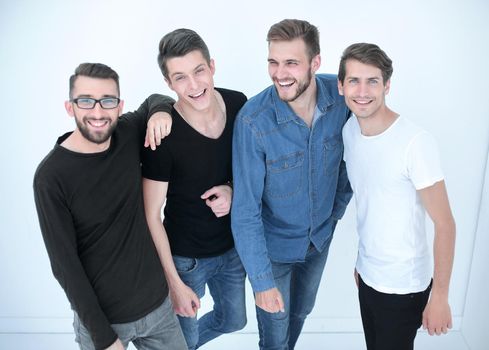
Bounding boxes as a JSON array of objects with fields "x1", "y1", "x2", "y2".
[{"x1": 343, "y1": 116, "x2": 444, "y2": 294}]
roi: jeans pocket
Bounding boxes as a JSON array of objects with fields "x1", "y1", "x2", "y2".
[
  {"x1": 265, "y1": 151, "x2": 304, "y2": 198},
  {"x1": 173, "y1": 255, "x2": 199, "y2": 275}
]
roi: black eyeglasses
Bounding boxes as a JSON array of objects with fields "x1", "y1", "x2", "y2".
[{"x1": 71, "y1": 97, "x2": 120, "y2": 109}]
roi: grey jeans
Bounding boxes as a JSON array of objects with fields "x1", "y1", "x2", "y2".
[{"x1": 74, "y1": 297, "x2": 187, "y2": 350}]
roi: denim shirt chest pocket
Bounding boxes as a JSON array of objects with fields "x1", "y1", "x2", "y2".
[
  {"x1": 265, "y1": 151, "x2": 304, "y2": 198},
  {"x1": 323, "y1": 135, "x2": 343, "y2": 175}
]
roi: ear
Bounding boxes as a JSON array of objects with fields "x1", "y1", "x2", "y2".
[
  {"x1": 65, "y1": 100, "x2": 75, "y2": 117},
  {"x1": 210, "y1": 58, "x2": 216, "y2": 75},
  {"x1": 118, "y1": 99, "x2": 125, "y2": 116},
  {"x1": 311, "y1": 54, "x2": 321, "y2": 73},
  {"x1": 337, "y1": 79, "x2": 344, "y2": 96},
  {"x1": 164, "y1": 76, "x2": 174, "y2": 91},
  {"x1": 384, "y1": 79, "x2": 391, "y2": 95}
]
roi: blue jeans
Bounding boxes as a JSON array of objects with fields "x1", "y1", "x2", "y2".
[
  {"x1": 256, "y1": 236, "x2": 333, "y2": 350},
  {"x1": 73, "y1": 297, "x2": 187, "y2": 350},
  {"x1": 173, "y1": 247, "x2": 247, "y2": 350}
]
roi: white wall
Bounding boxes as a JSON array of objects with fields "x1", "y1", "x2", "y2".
[
  {"x1": 462, "y1": 146, "x2": 489, "y2": 348},
  {"x1": 1, "y1": 0, "x2": 488, "y2": 347}
]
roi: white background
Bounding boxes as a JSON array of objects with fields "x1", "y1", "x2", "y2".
[{"x1": 1, "y1": 0, "x2": 488, "y2": 349}]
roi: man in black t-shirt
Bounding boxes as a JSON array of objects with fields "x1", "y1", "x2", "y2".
[
  {"x1": 141, "y1": 29, "x2": 247, "y2": 350},
  {"x1": 33, "y1": 63, "x2": 187, "y2": 350}
]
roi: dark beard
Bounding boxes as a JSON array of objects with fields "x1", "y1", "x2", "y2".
[{"x1": 75, "y1": 117, "x2": 117, "y2": 144}]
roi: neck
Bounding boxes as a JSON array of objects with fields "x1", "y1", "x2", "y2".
[
  {"x1": 175, "y1": 90, "x2": 226, "y2": 139},
  {"x1": 288, "y1": 78, "x2": 317, "y2": 128},
  {"x1": 176, "y1": 90, "x2": 223, "y2": 123},
  {"x1": 357, "y1": 106, "x2": 399, "y2": 136}
]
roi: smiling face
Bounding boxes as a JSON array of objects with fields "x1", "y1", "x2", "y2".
[
  {"x1": 165, "y1": 50, "x2": 215, "y2": 112},
  {"x1": 338, "y1": 59, "x2": 390, "y2": 120},
  {"x1": 65, "y1": 76, "x2": 123, "y2": 146},
  {"x1": 267, "y1": 38, "x2": 320, "y2": 103}
]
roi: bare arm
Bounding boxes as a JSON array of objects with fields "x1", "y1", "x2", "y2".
[
  {"x1": 142, "y1": 178, "x2": 200, "y2": 317},
  {"x1": 419, "y1": 180, "x2": 456, "y2": 335}
]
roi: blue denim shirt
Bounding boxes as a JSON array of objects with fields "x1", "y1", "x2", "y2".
[{"x1": 231, "y1": 74, "x2": 352, "y2": 292}]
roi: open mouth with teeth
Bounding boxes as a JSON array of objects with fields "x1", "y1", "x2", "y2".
[
  {"x1": 277, "y1": 80, "x2": 295, "y2": 88},
  {"x1": 86, "y1": 118, "x2": 110, "y2": 129},
  {"x1": 189, "y1": 89, "x2": 206, "y2": 99},
  {"x1": 353, "y1": 99, "x2": 373, "y2": 106}
]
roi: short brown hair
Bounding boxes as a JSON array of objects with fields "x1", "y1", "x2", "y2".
[
  {"x1": 338, "y1": 43, "x2": 393, "y2": 84},
  {"x1": 157, "y1": 28, "x2": 211, "y2": 80},
  {"x1": 69, "y1": 63, "x2": 119, "y2": 99},
  {"x1": 267, "y1": 19, "x2": 320, "y2": 61}
]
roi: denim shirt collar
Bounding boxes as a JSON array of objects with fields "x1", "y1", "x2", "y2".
[{"x1": 271, "y1": 75, "x2": 337, "y2": 125}]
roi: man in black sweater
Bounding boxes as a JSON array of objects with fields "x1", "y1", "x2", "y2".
[{"x1": 33, "y1": 63, "x2": 187, "y2": 350}]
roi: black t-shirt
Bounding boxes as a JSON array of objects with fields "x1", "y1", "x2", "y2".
[
  {"x1": 141, "y1": 88, "x2": 246, "y2": 258},
  {"x1": 33, "y1": 95, "x2": 173, "y2": 350}
]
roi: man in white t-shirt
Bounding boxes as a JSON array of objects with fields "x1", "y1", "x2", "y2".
[{"x1": 338, "y1": 43, "x2": 456, "y2": 350}]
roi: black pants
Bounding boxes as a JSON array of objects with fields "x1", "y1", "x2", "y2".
[{"x1": 358, "y1": 275, "x2": 432, "y2": 350}]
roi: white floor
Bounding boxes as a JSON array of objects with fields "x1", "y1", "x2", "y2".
[{"x1": 0, "y1": 331, "x2": 470, "y2": 350}]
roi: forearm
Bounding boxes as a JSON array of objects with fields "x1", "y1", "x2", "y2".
[
  {"x1": 119, "y1": 94, "x2": 174, "y2": 134},
  {"x1": 432, "y1": 220, "x2": 456, "y2": 298},
  {"x1": 146, "y1": 94, "x2": 175, "y2": 116},
  {"x1": 146, "y1": 216, "x2": 183, "y2": 288},
  {"x1": 422, "y1": 218, "x2": 455, "y2": 335},
  {"x1": 418, "y1": 181, "x2": 456, "y2": 298},
  {"x1": 231, "y1": 202, "x2": 275, "y2": 291}
]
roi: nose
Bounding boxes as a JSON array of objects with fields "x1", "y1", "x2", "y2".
[
  {"x1": 91, "y1": 101, "x2": 106, "y2": 116},
  {"x1": 275, "y1": 63, "x2": 287, "y2": 79},
  {"x1": 188, "y1": 75, "x2": 199, "y2": 90},
  {"x1": 357, "y1": 81, "x2": 369, "y2": 96}
]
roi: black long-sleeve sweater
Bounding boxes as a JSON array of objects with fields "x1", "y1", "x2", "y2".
[{"x1": 33, "y1": 95, "x2": 174, "y2": 349}]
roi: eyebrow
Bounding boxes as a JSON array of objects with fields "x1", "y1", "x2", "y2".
[
  {"x1": 170, "y1": 63, "x2": 206, "y2": 78},
  {"x1": 346, "y1": 76, "x2": 381, "y2": 80},
  {"x1": 267, "y1": 58, "x2": 300, "y2": 64},
  {"x1": 74, "y1": 94, "x2": 118, "y2": 98}
]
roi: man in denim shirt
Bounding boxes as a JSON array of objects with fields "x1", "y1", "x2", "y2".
[{"x1": 232, "y1": 19, "x2": 352, "y2": 349}]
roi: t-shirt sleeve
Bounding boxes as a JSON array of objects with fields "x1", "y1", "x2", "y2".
[
  {"x1": 406, "y1": 131, "x2": 444, "y2": 190},
  {"x1": 141, "y1": 140, "x2": 172, "y2": 182}
]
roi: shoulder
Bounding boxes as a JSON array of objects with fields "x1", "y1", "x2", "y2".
[
  {"x1": 236, "y1": 85, "x2": 275, "y2": 122},
  {"x1": 343, "y1": 116, "x2": 357, "y2": 132},
  {"x1": 216, "y1": 87, "x2": 247, "y2": 112},
  {"x1": 33, "y1": 145, "x2": 67, "y2": 190},
  {"x1": 316, "y1": 73, "x2": 339, "y2": 85},
  {"x1": 397, "y1": 118, "x2": 434, "y2": 144},
  {"x1": 342, "y1": 116, "x2": 359, "y2": 140},
  {"x1": 216, "y1": 87, "x2": 247, "y2": 103},
  {"x1": 316, "y1": 73, "x2": 342, "y2": 99},
  {"x1": 390, "y1": 118, "x2": 439, "y2": 164}
]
